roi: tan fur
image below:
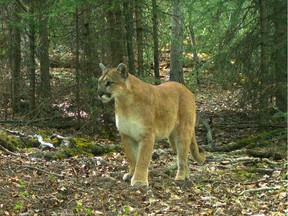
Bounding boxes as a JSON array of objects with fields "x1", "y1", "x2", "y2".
[{"x1": 97, "y1": 63, "x2": 206, "y2": 186}]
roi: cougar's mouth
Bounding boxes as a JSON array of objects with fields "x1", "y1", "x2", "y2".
[{"x1": 99, "y1": 93, "x2": 112, "y2": 103}]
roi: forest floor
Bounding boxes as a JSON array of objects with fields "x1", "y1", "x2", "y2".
[{"x1": 0, "y1": 79, "x2": 287, "y2": 215}]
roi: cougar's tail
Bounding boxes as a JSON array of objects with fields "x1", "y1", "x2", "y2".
[{"x1": 190, "y1": 131, "x2": 206, "y2": 165}]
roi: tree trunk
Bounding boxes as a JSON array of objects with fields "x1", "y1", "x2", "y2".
[
  {"x1": 271, "y1": 0, "x2": 287, "y2": 112},
  {"x1": 75, "y1": 7, "x2": 81, "y2": 128},
  {"x1": 170, "y1": 0, "x2": 184, "y2": 83},
  {"x1": 152, "y1": 0, "x2": 160, "y2": 84},
  {"x1": 11, "y1": 3, "x2": 21, "y2": 114},
  {"x1": 189, "y1": 25, "x2": 200, "y2": 84},
  {"x1": 123, "y1": 0, "x2": 135, "y2": 74},
  {"x1": 258, "y1": 0, "x2": 269, "y2": 126},
  {"x1": 107, "y1": 0, "x2": 124, "y2": 66},
  {"x1": 38, "y1": 0, "x2": 51, "y2": 102},
  {"x1": 28, "y1": 2, "x2": 36, "y2": 116},
  {"x1": 135, "y1": 0, "x2": 144, "y2": 76},
  {"x1": 81, "y1": 4, "x2": 101, "y2": 132}
]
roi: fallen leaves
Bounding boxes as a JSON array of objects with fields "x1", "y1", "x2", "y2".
[{"x1": 0, "y1": 95, "x2": 287, "y2": 215}]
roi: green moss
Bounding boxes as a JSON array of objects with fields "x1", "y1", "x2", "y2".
[
  {"x1": 0, "y1": 134, "x2": 23, "y2": 151},
  {"x1": 70, "y1": 137, "x2": 122, "y2": 156},
  {"x1": 25, "y1": 138, "x2": 39, "y2": 148},
  {"x1": 7, "y1": 135, "x2": 24, "y2": 148},
  {"x1": 51, "y1": 137, "x2": 62, "y2": 147},
  {"x1": 232, "y1": 169, "x2": 254, "y2": 181}
]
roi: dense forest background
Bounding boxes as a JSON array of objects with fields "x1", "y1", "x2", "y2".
[
  {"x1": 0, "y1": 1, "x2": 287, "y2": 215},
  {"x1": 0, "y1": 0, "x2": 287, "y2": 131}
]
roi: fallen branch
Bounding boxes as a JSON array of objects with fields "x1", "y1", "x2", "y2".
[
  {"x1": 34, "y1": 135, "x2": 55, "y2": 149},
  {"x1": 240, "y1": 186, "x2": 281, "y2": 195},
  {"x1": 4, "y1": 129, "x2": 25, "y2": 136},
  {"x1": 22, "y1": 165, "x2": 64, "y2": 178},
  {"x1": 0, "y1": 144, "x2": 27, "y2": 159},
  {"x1": 204, "y1": 129, "x2": 287, "y2": 154}
]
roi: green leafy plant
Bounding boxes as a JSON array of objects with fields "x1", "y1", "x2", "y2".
[{"x1": 13, "y1": 202, "x2": 23, "y2": 212}]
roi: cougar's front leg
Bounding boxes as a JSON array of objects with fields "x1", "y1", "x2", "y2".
[
  {"x1": 131, "y1": 135, "x2": 155, "y2": 186},
  {"x1": 121, "y1": 134, "x2": 138, "y2": 181}
]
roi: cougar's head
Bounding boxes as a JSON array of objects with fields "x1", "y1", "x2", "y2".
[{"x1": 97, "y1": 63, "x2": 128, "y2": 103}]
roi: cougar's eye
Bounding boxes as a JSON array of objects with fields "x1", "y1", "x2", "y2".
[{"x1": 106, "y1": 81, "x2": 113, "y2": 87}]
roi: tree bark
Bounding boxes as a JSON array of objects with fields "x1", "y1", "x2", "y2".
[
  {"x1": 82, "y1": 4, "x2": 99, "y2": 79},
  {"x1": 123, "y1": 0, "x2": 135, "y2": 74},
  {"x1": 28, "y1": 2, "x2": 36, "y2": 116},
  {"x1": 38, "y1": 0, "x2": 51, "y2": 102},
  {"x1": 135, "y1": 0, "x2": 144, "y2": 76},
  {"x1": 11, "y1": 2, "x2": 21, "y2": 114},
  {"x1": 75, "y1": 7, "x2": 81, "y2": 127},
  {"x1": 258, "y1": 0, "x2": 269, "y2": 126},
  {"x1": 271, "y1": 0, "x2": 287, "y2": 112},
  {"x1": 189, "y1": 25, "x2": 200, "y2": 84},
  {"x1": 107, "y1": 0, "x2": 124, "y2": 66},
  {"x1": 170, "y1": 0, "x2": 184, "y2": 83},
  {"x1": 152, "y1": 0, "x2": 160, "y2": 83}
]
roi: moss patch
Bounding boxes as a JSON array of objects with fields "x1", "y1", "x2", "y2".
[
  {"x1": 231, "y1": 168, "x2": 255, "y2": 181},
  {"x1": 48, "y1": 137, "x2": 122, "y2": 160}
]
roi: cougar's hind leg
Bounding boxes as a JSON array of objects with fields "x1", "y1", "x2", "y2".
[
  {"x1": 168, "y1": 130, "x2": 177, "y2": 154},
  {"x1": 121, "y1": 133, "x2": 138, "y2": 181},
  {"x1": 174, "y1": 131, "x2": 190, "y2": 181}
]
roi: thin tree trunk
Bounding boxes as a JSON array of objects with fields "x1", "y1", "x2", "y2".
[
  {"x1": 107, "y1": 0, "x2": 124, "y2": 66},
  {"x1": 272, "y1": 0, "x2": 287, "y2": 112},
  {"x1": 28, "y1": 2, "x2": 36, "y2": 116},
  {"x1": 11, "y1": 3, "x2": 21, "y2": 114},
  {"x1": 152, "y1": 0, "x2": 160, "y2": 84},
  {"x1": 75, "y1": 7, "x2": 81, "y2": 127},
  {"x1": 123, "y1": 0, "x2": 135, "y2": 74},
  {"x1": 258, "y1": 0, "x2": 269, "y2": 126},
  {"x1": 38, "y1": 0, "x2": 51, "y2": 102},
  {"x1": 82, "y1": 4, "x2": 99, "y2": 79},
  {"x1": 189, "y1": 25, "x2": 200, "y2": 84},
  {"x1": 135, "y1": 0, "x2": 144, "y2": 76},
  {"x1": 170, "y1": 0, "x2": 184, "y2": 83}
]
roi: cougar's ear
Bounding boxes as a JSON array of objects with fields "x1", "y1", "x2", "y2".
[
  {"x1": 117, "y1": 63, "x2": 128, "y2": 79},
  {"x1": 99, "y1": 63, "x2": 107, "y2": 73}
]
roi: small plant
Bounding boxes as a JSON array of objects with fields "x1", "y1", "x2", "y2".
[
  {"x1": 123, "y1": 205, "x2": 130, "y2": 214},
  {"x1": 13, "y1": 202, "x2": 22, "y2": 212},
  {"x1": 85, "y1": 207, "x2": 93, "y2": 215},
  {"x1": 20, "y1": 191, "x2": 29, "y2": 196},
  {"x1": 75, "y1": 201, "x2": 83, "y2": 213},
  {"x1": 18, "y1": 181, "x2": 26, "y2": 190}
]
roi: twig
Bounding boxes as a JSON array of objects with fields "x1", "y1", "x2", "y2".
[
  {"x1": 4, "y1": 129, "x2": 25, "y2": 136},
  {"x1": 240, "y1": 186, "x2": 281, "y2": 195},
  {"x1": 22, "y1": 165, "x2": 64, "y2": 178},
  {"x1": 0, "y1": 144, "x2": 27, "y2": 159},
  {"x1": 34, "y1": 135, "x2": 55, "y2": 149}
]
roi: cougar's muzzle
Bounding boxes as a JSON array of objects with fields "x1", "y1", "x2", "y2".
[{"x1": 97, "y1": 87, "x2": 112, "y2": 103}]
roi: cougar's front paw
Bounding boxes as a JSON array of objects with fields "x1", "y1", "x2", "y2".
[{"x1": 123, "y1": 173, "x2": 132, "y2": 181}]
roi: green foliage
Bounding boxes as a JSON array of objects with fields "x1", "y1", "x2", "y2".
[
  {"x1": 0, "y1": 0, "x2": 286, "y2": 129},
  {"x1": 13, "y1": 203, "x2": 22, "y2": 212},
  {"x1": 272, "y1": 111, "x2": 288, "y2": 120}
]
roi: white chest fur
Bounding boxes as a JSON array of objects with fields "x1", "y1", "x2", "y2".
[{"x1": 115, "y1": 114, "x2": 143, "y2": 140}]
